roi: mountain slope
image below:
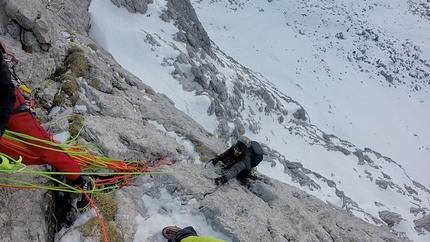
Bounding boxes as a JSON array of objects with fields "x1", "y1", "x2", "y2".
[
  {"x1": 189, "y1": 0, "x2": 430, "y2": 188},
  {"x1": 88, "y1": 0, "x2": 430, "y2": 241},
  {"x1": 189, "y1": 1, "x2": 430, "y2": 239},
  {"x1": 0, "y1": 0, "x2": 428, "y2": 241}
]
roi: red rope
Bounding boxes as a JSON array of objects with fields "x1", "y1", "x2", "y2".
[
  {"x1": 1, "y1": 134, "x2": 175, "y2": 191},
  {"x1": 77, "y1": 186, "x2": 109, "y2": 242}
]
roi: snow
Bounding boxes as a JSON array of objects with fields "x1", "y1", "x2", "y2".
[
  {"x1": 188, "y1": 0, "x2": 430, "y2": 192},
  {"x1": 134, "y1": 187, "x2": 230, "y2": 241},
  {"x1": 81, "y1": 0, "x2": 430, "y2": 241}
]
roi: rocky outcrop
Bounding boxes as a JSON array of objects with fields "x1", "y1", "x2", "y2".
[
  {"x1": 379, "y1": 211, "x2": 403, "y2": 227},
  {"x1": 414, "y1": 215, "x2": 430, "y2": 233},
  {"x1": 3, "y1": 0, "x2": 91, "y2": 52},
  {"x1": 91, "y1": 163, "x2": 410, "y2": 242},
  {"x1": 164, "y1": 0, "x2": 211, "y2": 53},
  {"x1": 110, "y1": 0, "x2": 153, "y2": 14},
  {"x1": 0, "y1": 167, "x2": 55, "y2": 242}
]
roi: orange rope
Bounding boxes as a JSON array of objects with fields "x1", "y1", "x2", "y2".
[
  {"x1": 0, "y1": 185, "x2": 39, "y2": 189},
  {"x1": 78, "y1": 186, "x2": 109, "y2": 242},
  {"x1": 1, "y1": 134, "x2": 175, "y2": 191}
]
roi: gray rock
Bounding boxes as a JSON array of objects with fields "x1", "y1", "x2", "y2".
[
  {"x1": 110, "y1": 0, "x2": 152, "y2": 14},
  {"x1": 414, "y1": 214, "x2": 430, "y2": 232},
  {"x1": 5, "y1": 0, "x2": 55, "y2": 44},
  {"x1": 129, "y1": 163, "x2": 410, "y2": 242},
  {"x1": 379, "y1": 210, "x2": 403, "y2": 227},
  {"x1": 0, "y1": 166, "x2": 54, "y2": 242}
]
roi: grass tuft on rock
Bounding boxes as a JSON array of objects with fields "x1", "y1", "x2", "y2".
[
  {"x1": 68, "y1": 115, "x2": 84, "y2": 138},
  {"x1": 145, "y1": 88, "x2": 155, "y2": 95},
  {"x1": 65, "y1": 45, "x2": 89, "y2": 78},
  {"x1": 91, "y1": 193, "x2": 118, "y2": 221},
  {"x1": 88, "y1": 43, "x2": 99, "y2": 51},
  {"x1": 89, "y1": 79, "x2": 100, "y2": 89},
  {"x1": 78, "y1": 193, "x2": 122, "y2": 242},
  {"x1": 195, "y1": 145, "x2": 209, "y2": 162},
  {"x1": 52, "y1": 92, "x2": 66, "y2": 107}
]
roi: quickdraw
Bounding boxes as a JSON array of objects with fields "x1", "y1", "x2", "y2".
[
  {"x1": 1, "y1": 42, "x2": 32, "y2": 94},
  {"x1": 0, "y1": 153, "x2": 25, "y2": 171},
  {"x1": 0, "y1": 42, "x2": 18, "y2": 64}
]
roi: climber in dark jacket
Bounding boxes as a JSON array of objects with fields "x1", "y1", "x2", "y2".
[
  {"x1": 0, "y1": 50, "x2": 15, "y2": 139},
  {"x1": 210, "y1": 136, "x2": 252, "y2": 186}
]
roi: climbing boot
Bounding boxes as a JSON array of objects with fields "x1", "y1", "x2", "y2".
[
  {"x1": 162, "y1": 226, "x2": 182, "y2": 241},
  {"x1": 73, "y1": 176, "x2": 95, "y2": 212}
]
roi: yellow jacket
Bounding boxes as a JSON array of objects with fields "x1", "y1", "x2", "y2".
[{"x1": 181, "y1": 235, "x2": 228, "y2": 242}]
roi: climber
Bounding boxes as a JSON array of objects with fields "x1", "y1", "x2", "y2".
[
  {"x1": 210, "y1": 136, "x2": 253, "y2": 186},
  {"x1": 162, "y1": 226, "x2": 227, "y2": 242},
  {"x1": 0, "y1": 49, "x2": 15, "y2": 139},
  {"x1": 0, "y1": 48, "x2": 94, "y2": 212}
]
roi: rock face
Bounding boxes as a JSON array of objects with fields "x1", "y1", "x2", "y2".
[
  {"x1": 0, "y1": 167, "x2": 55, "y2": 242},
  {"x1": 108, "y1": 163, "x2": 411, "y2": 242},
  {"x1": 0, "y1": 0, "x2": 425, "y2": 241},
  {"x1": 414, "y1": 215, "x2": 430, "y2": 234},
  {"x1": 379, "y1": 210, "x2": 403, "y2": 227},
  {"x1": 110, "y1": 0, "x2": 153, "y2": 14}
]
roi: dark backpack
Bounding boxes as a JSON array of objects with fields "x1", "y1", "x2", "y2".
[{"x1": 249, "y1": 141, "x2": 264, "y2": 167}]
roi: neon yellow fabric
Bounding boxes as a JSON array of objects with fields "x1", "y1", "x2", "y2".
[{"x1": 182, "y1": 236, "x2": 227, "y2": 242}]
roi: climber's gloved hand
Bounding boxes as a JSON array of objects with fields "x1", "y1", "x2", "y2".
[
  {"x1": 209, "y1": 157, "x2": 219, "y2": 165},
  {"x1": 214, "y1": 176, "x2": 228, "y2": 186}
]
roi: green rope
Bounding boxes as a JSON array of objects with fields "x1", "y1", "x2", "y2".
[
  {"x1": 4, "y1": 130, "x2": 75, "y2": 153},
  {"x1": 3, "y1": 130, "x2": 140, "y2": 166},
  {"x1": 54, "y1": 114, "x2": 85, "y2": 144},
  {"x1": 52, "y1": 113, "x2": 108, "y2": 157},
  {"x1": 0, "y1": 167, "x2": 220, "y2": 176},
  {"x1": 0, "y1": 113, "x2": 220, "y2": 193},
  {"x1": 0, "y1": 164, "x2": 220, "y2": 193}
]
